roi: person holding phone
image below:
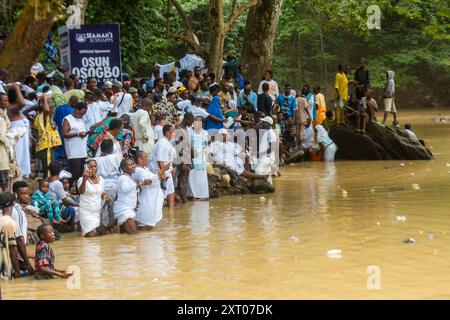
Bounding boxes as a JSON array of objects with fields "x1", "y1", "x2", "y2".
[{"x1": 62, "y1": 102, "x2": 88, "y2": 191}]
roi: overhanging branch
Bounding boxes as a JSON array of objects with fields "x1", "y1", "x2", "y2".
[{"x1": 225, "y1": 0, "x2": 260, "y2": 32}]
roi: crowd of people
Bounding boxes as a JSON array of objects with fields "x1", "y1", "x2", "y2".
[{"x1": 0, "y1": 54, "x2": 401, "y2": 280}]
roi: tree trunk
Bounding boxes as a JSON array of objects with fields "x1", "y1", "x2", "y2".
[
  {"x1": 241, "y1": 0, "x2": 283, "y2": 90},
  {"x1": 79, "y1": 0, "x2": 89, "y2": 24},
  {"x1": 208, "y1": 0, "x2": 225, "y2": 78},
  {"x1": 0, "y1": 0, "x2": 60, "y2": 82}
]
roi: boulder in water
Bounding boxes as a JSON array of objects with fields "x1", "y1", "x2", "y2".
[{"x1": 329, "y1": 123, "x2": 433, "y2": 160}]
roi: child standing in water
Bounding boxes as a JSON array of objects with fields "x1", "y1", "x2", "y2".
[{"x1": 34, "y1": 223, "x2": 72, "y2": 279}]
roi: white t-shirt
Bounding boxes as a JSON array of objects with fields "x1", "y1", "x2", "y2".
[
  {"x1": 11, "y1": 204, "x2": 28, "y2": 244},
  {"x1": 48, "y1": 180, "x2": 67, "y2": 204},
  {"x1": 64, "y1": 114, "x2": 88, "y2": 159},
  {"x1": 114, "y1": 92, "x2": 133, "y2": 117},
  {"x1": 153, "y1": 125, "x2": 164, "y2": 142},
  {"x1": 151, "y1": 136, "x2": 176, "y2": 174},
  {"x1": 259, "y1": 128, "x2": 277, "y2": 159},
  {"x1": 85, "y1": 101, "x2": 114, "y2": 129},
  {"x1": 257, "y1": 79, "x2": 280, "y2": 96}
]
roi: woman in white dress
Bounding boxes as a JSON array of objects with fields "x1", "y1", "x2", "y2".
[
  {"x1": 133, "y1": 151, "x2": 164, "y2": 230},
  {"x1": 188, "y1": 117, "x2": 209, "y2": 199},
  {"x1": 77, "y1": 159, "x2": 110, "y2": 237},
  {"x1": 113, "y1": 158, "x2": 138, "y2": 234}
]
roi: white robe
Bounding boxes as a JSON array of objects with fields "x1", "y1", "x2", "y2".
[
  {"x1": 77, "y1": 177, "x2": 105, "y2": 236},
  {"x1": 10, "y1": 118, "x2": 31, "y2": 177},
  {"x1": 133, "y1": 167, "x2": 164, "y2": 227},
  {"x1": 208, "y1": 141, "x2": 245, "y2": 175},
  {"x1": 132, "y1": 109, "x2": 154, "y2": 156},
  {"x1": 113, "y1": 175, "x2": 137, "y2": 225}
]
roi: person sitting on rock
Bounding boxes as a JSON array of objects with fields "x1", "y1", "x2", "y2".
[
  {"x1": 208, "y1": 128, "x2": 268, "y2": 182},
  {"x1": 344, "y1": 94, "x2": 359, "y2": 128}
]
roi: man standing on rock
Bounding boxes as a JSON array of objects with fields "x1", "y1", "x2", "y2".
[{"x1": 382, "y1": 70, "x2": 398, "y2": 127}]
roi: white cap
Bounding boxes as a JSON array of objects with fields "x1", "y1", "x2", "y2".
[
  {"x1": 260, "y1": 116, "x2": 274, "y2": 126},
  {"x1": 218, "y1": 128, "x2": 228, "y2": 136},
  {"x1": 168, "y1": 86, "x2": 178, "y2": 94},
  {"x1": 104, "y1": 81, "x2": 113, "y2": 88},
  {"x1": 228, "y1": 100, "x2": 237, "y2": 110}
]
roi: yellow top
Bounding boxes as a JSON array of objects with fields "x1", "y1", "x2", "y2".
[
  {"x1": 335, "y1": 72, "x2": 349, "y2": 101},
  {"x1": 316, "y1": 93, "x2": 327, "y2": 124},
  {"x1": 34, "y1": 113, "x2": 62, "y2": 152}
]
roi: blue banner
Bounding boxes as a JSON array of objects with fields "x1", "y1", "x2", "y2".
[{"x1": 68, "y1": 23, "x2": 122, "y2": 86}]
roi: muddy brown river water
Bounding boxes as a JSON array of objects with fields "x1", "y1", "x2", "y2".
[{"x1": 2, "y1": 110, "x2": 450, "y2": 299}]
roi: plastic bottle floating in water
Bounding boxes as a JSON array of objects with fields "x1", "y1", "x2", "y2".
[
  {"x1": 412, "y1": 184, "x2": 420, "y2": 190},
  {"x1": 396, "y1": 215, "x2": 407, "y2": 222}
]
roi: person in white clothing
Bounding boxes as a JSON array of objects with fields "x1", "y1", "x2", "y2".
[
  {"x1": 316, "y1": 125, "x2": 337, "y2": 162},
  {"x1": 132, "y1": 98, "x2": 155, "y2": 158},
  {"x1": 257, "y1": 70, "x2": 279, "y2": 98},
  {"x1": 209, "y1": 129, "x2": 269, "y2": 181},
  {"x1": 255, "y1": 116, "x2": 277, "y2": 184},
  {"x1": 62, "y1": 102, "x2": 88, "y2": 189},
  {"x1": 84, "y1": 92, "x2": 114, "y2": 130},
  {"x1": 113, "y1": 158, "x2": 138, "y2": 234},
  {"x1": 151, "y1": 124, "x2": 176, "y2": 217},
  {"x1": 188, "y1": 117, "x2": 209, "y2": 199},
  {"x1": 93, "y1": 140, "x2": 119, "y2": 232},
  {"x1": 78, "y1": 159, "x2": 110, "y2": 237},
  {"x1": 133, "y1": 151, "x2": 164, "y2": 229},
  {"x1": 153, "y1": 114, "x2": 166, "y2": 143},
  {"x1": 112, "y1": 83, "x2": 133, "y2": 117}
]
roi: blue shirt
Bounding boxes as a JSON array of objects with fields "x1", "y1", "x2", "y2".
[
  {"x1": 237, "y1": 91, "x2": 258, "y2": 109},
  {"x1": 53, "y1": 104, "x2": 73, "y2": 138},
  {"x1": 206, "y1": 96, "x2": 224, "y2": 130},
  {"x1": 276, "y1": 94, "x2": 297, "y2": 119}
]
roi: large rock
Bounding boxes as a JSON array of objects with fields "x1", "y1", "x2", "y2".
[
  {"x1": 208, "y1": 164, "x2": 274, "y2": 198},
  {"x1": 329, "y1": 123, "x2": 433, "y2": 160}
]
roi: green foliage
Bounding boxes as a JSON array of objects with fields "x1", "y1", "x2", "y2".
[
  {"x1": 273, "y1": 0, "x2": 450, "y2": 106},
  {"x1": 85, "y1": 0, "x2": 177, "y2": 76}
]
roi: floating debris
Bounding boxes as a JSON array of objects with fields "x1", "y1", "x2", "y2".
[
  {"x1": 342, "y1": 190, "x2": 348, "y2": 198},
  {"x1": 327, "y1": 249, "x2": 342, "y2": 258},
  {"x1": 412, "y1": 183, "x2": 421, "y2": 190},
  {"x1": 410, "y1": 173, "x2": 415, "y2": 176},
  {"x1": 370, "y1": 188, "x2": 376, "y2": 193},
  {"x1": 288, "y1": 235, "x2": 299, "y2": 242},
  {"x1": 428, "y1": 233, "x2": 434, "y2": 240},
  {"x1": 259, "y1": 196, "x2": 266, "y2": 202},
  {"x1": 404, "y1": 238, "x2": 416, "y2": 244},
  {"x1": 447, "y1": 163, "x2": 450, "y2": 167},
  {"x1": 376, "y1": 222, "x2": 381, "y2": 226},
  {"x1": 400, "y1": 163, "x2": 405, "y2": 166},
  {"x1": 396, "y1": 215, "x2": 407, "y2": 222},
  {"x1": 153, "y1": 278, "x2": 160, "y2": 282}
]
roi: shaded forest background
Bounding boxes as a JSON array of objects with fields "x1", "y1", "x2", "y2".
[{"x1": 0, "y1": 0, "x2": 449, "y2": 107}]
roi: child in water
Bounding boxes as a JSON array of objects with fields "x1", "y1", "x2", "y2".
[{"x1": 34, "y1": 223, "x2": 72, "y2": 280}]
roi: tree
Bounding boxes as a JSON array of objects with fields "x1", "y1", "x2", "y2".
[
  {"x1": 240, "y1": 0, "x2": 283, "y2": 90},
  {"x1": 0, "y1": 0, "x2": 62, "y2": 81},
  {"x1": 167, "y1": 0, "x2": 260, "y2": 77}
]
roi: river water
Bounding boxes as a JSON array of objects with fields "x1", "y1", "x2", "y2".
[{"x1": 2, "y1": 110, "x2": 450, "y2": 299}]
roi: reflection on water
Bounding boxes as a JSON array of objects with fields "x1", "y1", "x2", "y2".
[{"x1": 2, "y1": 110, "x2": 450, "y2": 299}]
